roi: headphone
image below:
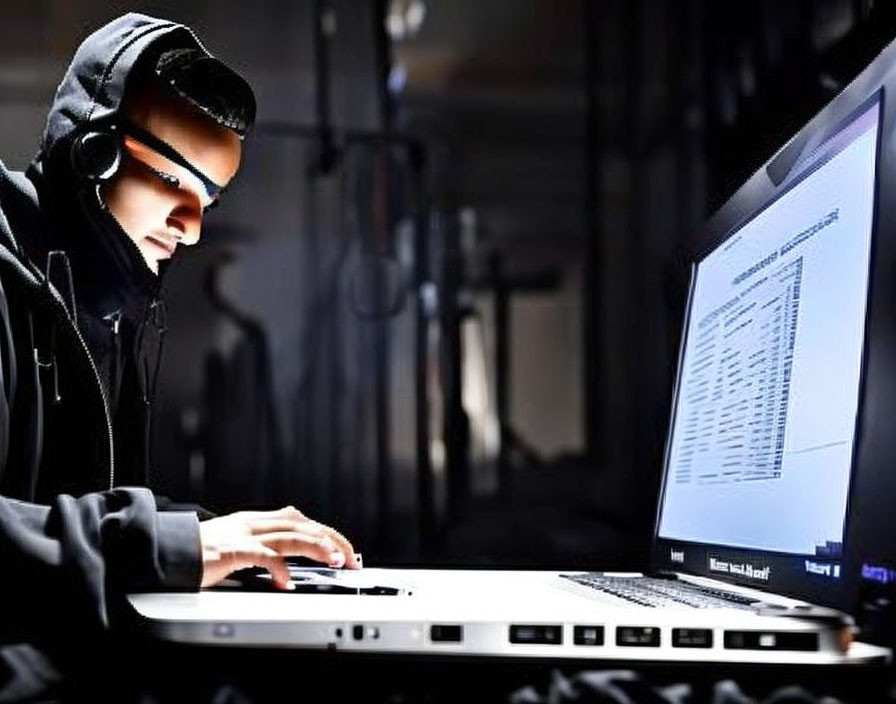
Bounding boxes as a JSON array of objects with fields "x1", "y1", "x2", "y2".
[
  {"x1": 69, "y1": 125, "x2": 122, "y2": 183},
  {"x1": 66, "y1": 124, "x2": 154, "y2": 280}
]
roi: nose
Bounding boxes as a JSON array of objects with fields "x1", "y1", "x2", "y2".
[{"x1": 166, "y1": 202, "x2": 202, "y2": 247}]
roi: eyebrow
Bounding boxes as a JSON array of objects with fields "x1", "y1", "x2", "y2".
[{"x1": 118, "y1": 117, "x2": 224, "y2": 201}]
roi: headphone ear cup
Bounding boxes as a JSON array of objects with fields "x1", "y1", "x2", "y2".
[{"x1": 71, "y1": 130, "x2": 122, "y2": 182}]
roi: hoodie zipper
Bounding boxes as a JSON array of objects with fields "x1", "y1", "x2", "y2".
[
  {"x1": 62, "y1": 294, "x2": 117, "y2": 490},
  {"x1": 42, "y1": 250, "x2": 116, "y2": 489},
  {"x1": 39, "y1": 268, "x2": 116, "y2": 490},
  {"x1": 137, "y1": 300, "x2": 167, "y2": 485},
  {"x1": 0, "y1": 243, "x2": 116, "y2": 489},
  {"x1": 104, "y1": 310, "x2": 122, "y2": 407}
]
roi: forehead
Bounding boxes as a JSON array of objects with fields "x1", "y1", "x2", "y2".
[{"x1": 123, "y1": 84, "x2": 242, "y2": 187}]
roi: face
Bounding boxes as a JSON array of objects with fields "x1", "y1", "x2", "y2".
[{"x1": 102, "y1": 84, "x2": 242, "y2": 273}]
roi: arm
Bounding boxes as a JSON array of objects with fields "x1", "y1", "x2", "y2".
[
  {"x1": 153, "y1": 493, "x2": 217, "y2": 520},
  {"x1": 0, "y1": 219, "x2": 354, "y2": 651},
  {"x1": 0, "y1": 214, "x2": 202, "y2": 647},
  {"x1": 0, "y1": 477, "x2": 360, "y2": 648},
  {"x1": 0, "y1": 487, "x2": 200, "y2": 647}
]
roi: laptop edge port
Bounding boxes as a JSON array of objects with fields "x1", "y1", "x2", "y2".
[
  {"x1": 509, "y1": 624, "x2": 563, "y2": 644},
  {"x1": 430, "y1": 624, "x2": 463, "y2": 643},
  {"x1": 616, "y1": 626, "x2": 661, "y2": 647},
  {"x1": 724, "y1": 630, "x2": 819, "y2": 651},
  {"x1": 573, "y1": 625, "x2": 605, "y2": 646},
  {"x1": 672, "y1": 628, "x2": 713, "y2": 648}
]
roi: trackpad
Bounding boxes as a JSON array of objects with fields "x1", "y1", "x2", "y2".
[{"x1": 217, "y1": 566, "x2": 411, "y2": 595}]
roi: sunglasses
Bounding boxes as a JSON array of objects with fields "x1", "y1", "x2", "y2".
[{"x1": 118, "y1": 118, "x2": 225, "y2": 213}]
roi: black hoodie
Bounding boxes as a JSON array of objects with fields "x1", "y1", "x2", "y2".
[
  {"x1": 30, "y1": 14, "x2": 236, "y2": 492},
  {"x1": 0, "y1": 13, "x2": 208, "y2": 666}
]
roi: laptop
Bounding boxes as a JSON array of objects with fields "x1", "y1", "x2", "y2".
[{"x1": 128, "y1": 44, "x2": 896, "y2": 666}]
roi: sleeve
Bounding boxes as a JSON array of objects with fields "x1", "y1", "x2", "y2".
[
  {"x1": 153, "y1": 492, "x2": 217, "y2": 520},
  {"x1": 0, "y1": 194, "x2": 202, "y2": 647},
  {"x1": 0, "y1": 488, "x2": 201, "y2": 647}
]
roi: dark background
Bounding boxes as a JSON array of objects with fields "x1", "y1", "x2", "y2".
[{"x1": 1, "y1": 0, "x2": 895, "y2": 572}]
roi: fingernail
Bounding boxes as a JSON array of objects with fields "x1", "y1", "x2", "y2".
[
  {"x1": 329, "y1": 551, "x2": 346, "y2": 568},
  {"x1": 285, "y1": 580, "x2": 296, "y2": 591}
]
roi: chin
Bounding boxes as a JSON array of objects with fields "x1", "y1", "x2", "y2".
[{"x1": 138, "y1": 250, "x2": 161, "y2": 274}]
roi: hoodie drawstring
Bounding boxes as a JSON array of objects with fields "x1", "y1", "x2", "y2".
[{"x1": 137, "y1": 299, "x2": 167, "y2": 406}]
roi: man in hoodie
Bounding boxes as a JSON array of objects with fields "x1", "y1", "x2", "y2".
[{"x1": 0, "y1": 13, "x2": 358, "y2": 700}]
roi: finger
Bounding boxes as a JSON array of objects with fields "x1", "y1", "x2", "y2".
[
  {"x1": 248, "y1": 519, "x2": 309, "y2": 536},
  {"x1": 203, "y1": 544, "x2": 292, "y2": 590},
  {"x1": 272, "y1": 505, "x2": 307, "y2": 521},
  {"x1": 246, "y1": 519, "x2": 335, "y2": 539},
  {"x1": 248, "y1": 521, "x2": 347, "y2": 559},
  {"x1": 230, "y1": 546, "x2": 292, "y2": 589},
  {"x1": 258, "y1": 532, "x2": 345, "y2": 567},
  {"x1": 257, "y1": 547, "x2": 292, "y2": 590},
  {"x1": 303, "y1": 522, "x2": 360, "y2": 569},
  {"x1": 231, "y1": 505, "x2": 308, "y2": 523},
  {"x1": 245, "y1": 513, "x2": 358, "y2": 569},
  {"x1": 249, "y1": 519, "x2": 360, "y2": 568}
]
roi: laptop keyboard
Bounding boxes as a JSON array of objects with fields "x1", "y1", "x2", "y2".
[{"x1": 562, "y1": 573, "x2": 761, "y2": 609}]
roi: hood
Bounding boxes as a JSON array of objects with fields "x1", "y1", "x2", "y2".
[
  {"x1": 38, "y1": 14, "x2": 212, "y2": 162},
  {"x1": 23, "y1": 14, "x2": 225, "y2": 325}
]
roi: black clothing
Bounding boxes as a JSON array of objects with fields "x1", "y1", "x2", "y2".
[
  {"x1": 508, "y1": 669, "x2": 849, "y2": 704},
  {"x1": 0, "y1": 13, "x2": 230, "y2": 697}
]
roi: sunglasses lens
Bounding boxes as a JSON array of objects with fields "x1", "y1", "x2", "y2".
[{"x1": 120, "y1": 123, "x2": 222, "y2": 205}]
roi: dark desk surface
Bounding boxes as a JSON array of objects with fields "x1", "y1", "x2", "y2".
[{"x1": 112, "y1": 637, "x2": 895, "y2": 704}]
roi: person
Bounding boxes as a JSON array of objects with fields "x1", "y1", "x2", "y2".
[{"x1": 0, "y1": 12, "x2": 359, "y2": 700}]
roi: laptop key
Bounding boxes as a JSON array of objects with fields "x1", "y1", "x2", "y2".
[{"x1": 562, "y1": 573, "x2": 760, "y2": 609}]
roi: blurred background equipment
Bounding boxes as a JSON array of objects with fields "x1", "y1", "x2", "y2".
[{"x1": 2, "y1": 0, "x2": 896, "y2": 570}]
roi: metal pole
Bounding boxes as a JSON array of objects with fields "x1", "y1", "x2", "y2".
[
  {"x1": 442, "y1": 174, "x2": 468, "y2": 525},
  {"x1": 490, "y1": 252, "x2": 511, "y2": 497},
  {"x1": 411, "y1": 144, "x2": 436, "y2": 554},
  {"x1": 583, "y1": 0, "x2": 602, "y2": 466},
  {"x1": 371, "y1": 0, "x2": 394, "y2": 554}
]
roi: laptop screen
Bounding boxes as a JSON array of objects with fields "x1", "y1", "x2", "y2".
[{"x1": 656, "y1": 98, "x2": 880, "y2": 571}]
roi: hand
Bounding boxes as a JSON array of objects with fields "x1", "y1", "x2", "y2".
[{"x1": 199, "y1": 505, "x2": 360, "y2": 590}]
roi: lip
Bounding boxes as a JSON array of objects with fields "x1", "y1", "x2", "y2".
[{"x1": 144, "y1": 233, "x2": 177, "y2": 257}]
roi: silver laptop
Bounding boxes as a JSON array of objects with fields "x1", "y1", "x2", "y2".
[{"x1": 129, "y1": 73, "x2": 893, "y2": 667}]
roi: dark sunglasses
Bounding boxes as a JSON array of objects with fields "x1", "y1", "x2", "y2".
[{"x1": 118, "y1": 117, "x2": 225, "y2": 210}]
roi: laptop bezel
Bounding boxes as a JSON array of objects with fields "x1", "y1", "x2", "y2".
[{"x1": 649, "y1": 55, "x2": 891, "y2": 610}]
